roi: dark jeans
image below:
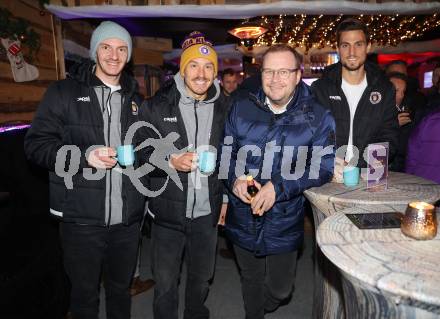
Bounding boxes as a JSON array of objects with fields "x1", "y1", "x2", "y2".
[
  {"x1": 234, "y1": 245, "x2": 298, "y2": 319},
  {"x1": 151, "y1": 215, "x2": 217, "y2": 319},
  {"x1": 60, "y1": 222, "x2": 140, "y2": 319}
]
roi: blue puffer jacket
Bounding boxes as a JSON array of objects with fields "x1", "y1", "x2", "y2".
[{"x1": 222, "y1": 81, "x2": 335, "y2": 256}]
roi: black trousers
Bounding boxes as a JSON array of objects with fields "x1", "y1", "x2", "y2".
[
  {"x1": 60, "y1": 222, "x2": 140, "y2": 319},
  {"x1": 234, "y1": 245, "x2": 298, "y2": 319},
  {"x1": 151, "y1": 215, "x2": 217, "y2": 319}
]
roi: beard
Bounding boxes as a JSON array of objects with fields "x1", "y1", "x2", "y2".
[
  {"x1": 187, "y1": 77, "x2": 210, "y2": 92},
  {"x1": 184, "y1": 76, "x2": 213, "y2": 98},
  {"x1": 340, "y1": 54, "x2": 367, "y2": 72},
  {"x1": 341, "y1": 60, "x2": 364, "y2": 72}
]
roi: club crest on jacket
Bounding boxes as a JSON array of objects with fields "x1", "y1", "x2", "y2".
[{"x1": 369, "y1": 91, "x2": 382, "y2": 104}]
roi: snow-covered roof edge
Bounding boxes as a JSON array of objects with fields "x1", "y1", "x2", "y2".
[{"x1": 46, "y1": 1, "x2": 440, "y2": 20}]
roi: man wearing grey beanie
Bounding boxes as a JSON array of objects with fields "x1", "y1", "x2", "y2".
[{"x1": 25, "y1": 21, "x2": 146, "y2": 319}]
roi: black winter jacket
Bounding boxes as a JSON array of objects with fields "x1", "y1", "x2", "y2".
[
  {"x1": 140, "y1": 81, "x2": 230, "y2": 231},
  {"x1": 24, "y1": 61, "x2": 146, "y2": 226},
  {"x1": 311, "y1": 62, "x2": 399, "y2": 167}
]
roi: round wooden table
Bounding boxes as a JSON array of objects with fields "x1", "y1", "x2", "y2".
[
  {"x1": 317, "y1": 209, "x2": 440, "y2": 319},
  {"x1": 304, "y1": 172, "x2": 440, "y2": 319},
  {"x1": 305, "y1": 172, "x2": 440, "y2": 218}
]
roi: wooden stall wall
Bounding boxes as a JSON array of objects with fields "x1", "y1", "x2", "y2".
[
  {"x1": 1, "y1": 0, "x2": 241, "y2": 125},
  {"x1": 0, "y1": 0, "x2": 60, "y2": 124},
  {"x1": 61, "y1": 19, "x2": 170, "y2": 98}
]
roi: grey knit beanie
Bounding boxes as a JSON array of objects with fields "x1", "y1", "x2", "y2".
[{"x1": 90, "y1": 21, "x2": 132, "y2": 62}]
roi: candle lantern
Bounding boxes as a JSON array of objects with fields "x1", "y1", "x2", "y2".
[{"x1": 401, "y1": 202, "x2": 437, "y2": 240}]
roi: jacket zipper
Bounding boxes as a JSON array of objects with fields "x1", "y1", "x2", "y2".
[
  {"x1": 190, "y1": 100, "x2": 199, "y2": 220},
  {"x1": 106, "y1": 89, "x2": 113, "y2": 227},
  {"x1": 256, "y1": 112, "x2": 276, "y2": 175},
  {"x1": 339, "y1": 85, "x2": 371, "y2": 147},
  {"x1": 253, "y1": 111, "x2": 283, "y2": 251},
  {"x1": 120, "y1": 94, "x2": 126, "y2": 225}
]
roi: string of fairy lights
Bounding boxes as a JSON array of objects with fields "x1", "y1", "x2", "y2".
[{"x1": 249, "y1": 14, "x2": 440, "y2": 50}]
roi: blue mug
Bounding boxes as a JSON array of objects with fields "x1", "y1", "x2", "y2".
[
  {"x1": 343, "y1": 166, "x2": 360, "y2": 187},
  {"x1": 198, "y1": 151, "x2": 216, "y2": 174},
  {"x1": 116, "y1": 145, "x2": 135, "y2": 166}
]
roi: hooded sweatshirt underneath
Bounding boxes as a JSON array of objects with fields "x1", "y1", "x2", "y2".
[
  {"x1": 94, "y1": 81, "x2": 124, "y2": 225},
  {"x1": 174, "y1": 72, "x2": 220, "y2": 219}
]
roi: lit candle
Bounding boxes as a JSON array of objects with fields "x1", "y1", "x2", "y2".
[{"x1": 401, "y1": 202, "x2": 437, "y2": 240}]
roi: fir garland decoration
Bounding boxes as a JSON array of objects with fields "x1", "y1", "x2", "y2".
[{"x1": 0, "y1": 8, "x2": 41, "y2": 61}]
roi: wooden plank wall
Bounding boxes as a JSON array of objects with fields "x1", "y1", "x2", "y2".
[
  {"x1": 2, "y1": 0, "x2": 280, "y2": 123},
  {"x1": 61, "y1": 19, "x2": 170, "y2": 99},
  {"x1": 0, "y1": 0, "x2": 58, "y2": 124},
  {"x1": 0, "y1": 0, "x2": 173, "y2": 124}
]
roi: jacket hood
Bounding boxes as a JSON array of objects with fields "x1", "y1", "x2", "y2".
[
  {"x1": 321, "y1": 61, "x2": 386, "y2": 87},
  {"x1": 173, "y1": 72, "x2": 221, "y2": 105},
  {"x1": 250, "y1": 80, "x2": 312, "y2": 114},
  {"x1": 68, "y1": 59, "x2": 138, "y2": 97}
]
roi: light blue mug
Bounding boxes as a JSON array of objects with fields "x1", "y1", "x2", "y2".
[
  {"x1": 198, "y1": 151, "x2": 216, "y2": 174},
  {"x1": 116, "y1": 145, "x2": 135, "y2": 166},
  {"x1": 343, "y1": 166, "x2": 360, "y2": 187}
]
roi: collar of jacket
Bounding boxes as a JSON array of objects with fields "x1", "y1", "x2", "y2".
[
  {"x1": 68, "y1": 59, "x2": 138, "y2": 97},
  {"x1": 249, "y1": 80, "x2": 311, "y2": 115},
  {"x1": 321, "y1": 61, "x2": 385, "y2": 88}
]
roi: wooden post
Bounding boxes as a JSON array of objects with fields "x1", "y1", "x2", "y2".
[
  {"x1": 111, "y1": 0, "x2": 128, "y2": 4},
  {"x1": 77, "y1": 0, "x2": 96, "y2": 5},
  {"x1": 51, "y1": 16, "x2": 66, "y2": 80},
  {"x1": 129, "y1": 0, "x2": 148, "y2": 4},
  {"x1": 133, "y1": 37, "x2": 173, "y2": 52}
]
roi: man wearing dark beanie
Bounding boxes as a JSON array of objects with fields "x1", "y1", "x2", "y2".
[
  {"x1": 141, "y1": 31, "x2": 230, "y2": 319},
  {"x1": 25, "y1": 21, "x2": 145, "y2": 319}
]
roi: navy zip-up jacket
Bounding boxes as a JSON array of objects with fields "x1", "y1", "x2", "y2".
[{"x1": 221, "y1": 81, "x2": 335, "y2": 256}]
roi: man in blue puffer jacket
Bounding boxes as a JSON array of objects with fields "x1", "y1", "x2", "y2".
[{"x1": 220, "y1": 44, "x2": 335, "y2": 319}]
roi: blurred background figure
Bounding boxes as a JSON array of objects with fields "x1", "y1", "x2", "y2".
[
  {"x1": 385, "y1": 60, "x2": 426, "y2": 123},
  {"x1": 425, "y1": 64, "x2": 440, "y2": 114},
  {"x1": 385, "y1": 60, "x2": 418, "y2": 94},
  {"x1": 406, "y1": 108, "x2": 440, "y2": 184},
  {"x1": 388, "y1": 72, "x2": 413, "y2": 172},
  {"x1": 220, "y1": 68, "x2": 239, "y2": 97}
]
